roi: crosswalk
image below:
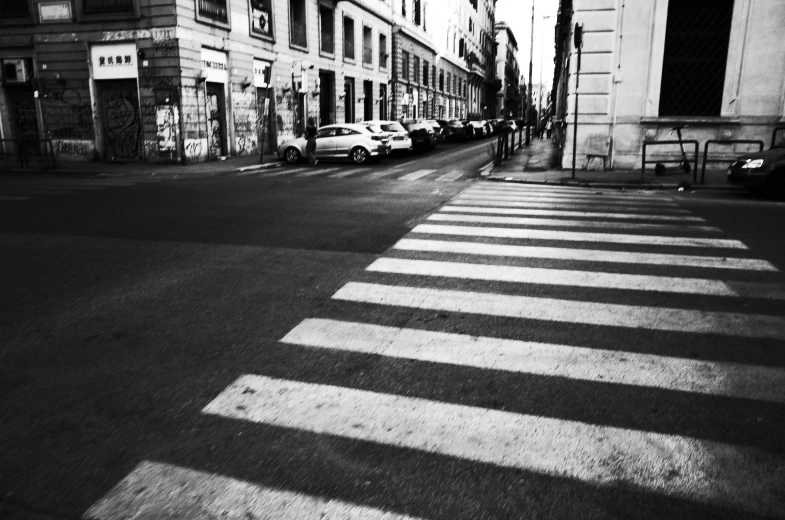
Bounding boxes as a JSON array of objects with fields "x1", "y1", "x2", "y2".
[
  {"x1": 240, "y1": 164, "x2": 478, "y2": 182},
  {"x1": 85, "y1": 182, "x2": 785, "y2": 518},
  {"x1": 0, "y1": 176, "x2": 163, "y2": 202}
]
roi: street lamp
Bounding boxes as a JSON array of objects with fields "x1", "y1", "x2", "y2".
[{"x1": 526, "y1": 0, "x2": 534, "y2": 146}]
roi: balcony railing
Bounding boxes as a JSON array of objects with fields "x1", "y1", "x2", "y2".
[
  {"x1": 291, "y1": 22, "x2": 307, "y2": 47},
  {"x1": 198, "y1": 0, "x2": 227, "y2": 22},
  {"x1": 0, "y1": 0, "x2": 30, "y2": 17}
]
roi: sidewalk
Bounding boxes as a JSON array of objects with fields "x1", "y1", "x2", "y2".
[
  {"x1": 0, "y1": 153, "x2": 285, "y2": 179},
  {"x1": 486, "y1": 137, "x2": 739, "y2": 190}
]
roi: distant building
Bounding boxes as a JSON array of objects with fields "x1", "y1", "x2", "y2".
[
  {"x1": 0, "y1": 0, "x2": 499, "y2": 165},
  {"x1": 552, "y1": 0, "x2": 785, "y2": 171},
  {"x1": 494, "y1": 21, "x2": 519, "y2": 119}
]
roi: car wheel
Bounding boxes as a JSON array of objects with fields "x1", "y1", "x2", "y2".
[
  {"x1": 351, "y1": 147, "x2": 368, "y2": 164},
  {"x1": 766, "y1": 173, "x2": 785, "y2": 201},
  {"x1": 285, "y1": 147, "x2": 301, "y2": 164}
]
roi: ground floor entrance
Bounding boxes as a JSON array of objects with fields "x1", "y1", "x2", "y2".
[{"x1": 96, "y1": 79, "x2": 141, "y2": 161}]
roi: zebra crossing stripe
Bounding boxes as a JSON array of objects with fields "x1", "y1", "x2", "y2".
[
  {"x1": 332, "y1": 282, "x2": 785, "y2": 339},
  {"x1": 328, "y1": 168, "x2": 364, "y2": 178},
  {"x1": 411, "y1": 224, "x2": 748, "y2": 249},
  {"x1": 427, "y1": 213, "x2": 720, "y2": 232},
  {"x1": 440, "y1": 205, "x2": 705, "y2": 222},
  {"x1": 450, "y1": 199, "x2": 692, "y2": 213},
  {"x1": 435, "y1": 170, "x2": 465, "y2": 181},
  {"x1": 282, "y1": 319, "x2": 785, "y2": 403},
  {"x1": 478, "y1": 183, "x2": 659, "y2": 196},
  {"x1": 365, "y1": 169, "x2": 401, "y2": 180},
  {"x1": 456, "y1": 195, "x2": 678, "y2": 208},
  {"x1": 203, "y1": 374, "x2": 785, "y2": 516},
  {"x1": 366, "y1": 258, "x2": 785, "y2": 299},
  {"x1": 85, "y1": 460, "x2": 423, "y2": 520},
  {"x1": 392, "y1": 238, "x2": 778, "y2": 271},
  {"x1": 398, "y1": 169, "x2": 436, "y2": 181},
  {"x1": 467, "y1": 188, "x2": 672, "y2": 202},
  {"x1": 295, "y1": 167, "x2": 341, "y2": 177}
]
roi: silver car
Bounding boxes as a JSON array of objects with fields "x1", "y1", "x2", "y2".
[
  {"x1": 278, "y1": 123, "x2": 390, "y2": 165},
  {"x1": 360, "y1": 120, "x2": 413, "y2": 153}
]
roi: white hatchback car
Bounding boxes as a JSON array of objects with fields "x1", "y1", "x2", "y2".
[
  {"x1": 278, "y1": 123, "x2": 391, "y2": 165},
  {"x1": 360, "y1": 120, "x2": 413, "y2": 153}
]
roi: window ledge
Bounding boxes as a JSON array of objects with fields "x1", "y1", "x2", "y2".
[
  {"x1": 362, "y1": 62, "x2": 374, "y2": 70},
  {"x1": 319, "y1": 50, "x2": 335, "y2": 59},
  {"x1": 289, "y1": 42, "x2": 308, "y2": 53},
  {"x1": 640, "y1": 116, "x2": 741, "y2": 126},
  {"x1": 343, "y1": 57, "x2": 356, "y2": 65}
]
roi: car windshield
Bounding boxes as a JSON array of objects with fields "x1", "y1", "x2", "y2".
[
  {"x1": 448, "y1": 120, "x2": 463, "y2": 126},
  {"x1": 403, "y1": 123, "x2": 423, "y2": 131},
  {"x1": 364, "y1": 125, "x2": 384, "y2": 134},
  {"x1": 380, "y1": 122, "x2": 406, "y2": 133}
]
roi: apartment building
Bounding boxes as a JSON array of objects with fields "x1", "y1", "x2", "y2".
[
  {"x1": 552, "y1": 0, "x2": 785, "y2": 170},
  {"x1": 494, "y1": 20, "x2": 520, "y2": 119}
]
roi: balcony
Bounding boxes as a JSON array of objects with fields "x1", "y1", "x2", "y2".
[
  {"x1": 0, "y1": 0, "x2": 30, "y2": 17},
  {"x1": 198, "y1": 0, "x2": 227, "y2": 22}
]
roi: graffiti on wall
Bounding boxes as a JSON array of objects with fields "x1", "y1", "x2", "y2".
[
  {"x1": 233, "y1": 91, "x2": 258, "y2": 156},
  {"x1": 14, "y1": 100, "x2": 39, "y2": 140},
  {"x1": 151, "y1": 28, "x2": 178, "y2": 58},
  {"x1": 206, "y1": 91, "x2": 223, "y2": 158},
  {"x1": 46, "y1": 88, "x2": 93, "y2": 139},
  {"x1": 53, "y1": 139, "x2": 94, "y2": 158},
  {"x1": 275, "y1": 91, "x2": 295, "y2": 144},
  {"x1": 102, "y1": 90, "x2": 141, "y2": 159}
]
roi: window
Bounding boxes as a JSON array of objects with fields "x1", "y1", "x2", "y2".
[
  {"x1": 319, "y1": 5, "x2": 334, "y2": 53},
  {"x1": 401, "y1": 0, "x2": 406, "y2": 17},
  {"x1": 402, "y1": 51, "x2": 409, "y2": 81},
  {"x1": 453, "y1": 76, "x2": 457, "y2": 93},
  {"x1": 198, "y1": 0, "x2": 227, "y2": 22},
  {"x1": 459, "y1": 38, "x2": 464, "y2": 57},
  {"x1": 289, "y1": 0, "x2": 307, "y2": 47},
  {"x1": 413, "y1": 56, "x2": 420, "y2": 84},
  {"x1": 469, "y1": 18, "x2": 473, "y2": 32},
  {"x1": 317, "y1": 128, "x2": 337, "y2": 138},
  {"x1": 336, "y1": 127, "x2": 359, "y2": 136},
  {"x1": 379, "y1": 34, "x2": 388, "y2": 69},
  {"x1": 413, "y1": 0, "x2": 421, "y2": 25},
  {"x1": 446, "y1": 72, "x2": 451, "y2": 93},
  {"x1": 362, "y1": 26, "x2": 373, "y2": 65},
  {"x1": 343, "y1": 16, "x2": 355, "y2": 60},
  {"x1": 658, "y1": 0, "x2": 734, "y2": 116},
  {"x1": 423, "y1": 60, "x2": 429, "y2": 86},
  {"x1": 0, "y1": 0, "x2": 29, "y2": 17},
  {"x1": 250, "y1": 0, "x2": 274, "y2": 38},
  {"x1": 439, "y1": 69, "x2": 444, "y2": 91},
  {"x1": 84, "y1": 0, "x2": 134, "y2": 13}
]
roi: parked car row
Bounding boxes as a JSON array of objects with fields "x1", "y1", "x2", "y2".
[{"x1": 276, "y1": 118, "x2": 528, "y2": 165}]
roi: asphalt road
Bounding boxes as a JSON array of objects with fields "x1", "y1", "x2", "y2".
[{"x1": 1, "y1": 144, "x2": 784, "y2": 519}]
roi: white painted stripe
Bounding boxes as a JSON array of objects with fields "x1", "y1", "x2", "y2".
[
  {"x1": 283, "y1": 319, "x2": 785, "y2": 403},
  {"x1": 367, "y1": 258, "x2": 785, "y2": 299},
  {"x1": 435, "y1": 170, "x2": 465, "y2": 181},
  {"x1": 0, "y1": 184, "x2": 105, "y2": 191},
  {"x1": 204, "y1": 374, "x2": 785, "y2": 516},
  {"x1": 467, "y1": 188, "x2": 672, "y2": 202},
  {"x1": 456, "y1": 195, "x2": 678, "y2": 208},
  {"x1": 480, "y1": 182, "x2": 654, "y2": 195},
  {"x1": 332, "y1": 282, "x2": 785, "y2": 339},
  {"x1": 365, "y1": 168, "x2": 401, "y2": 180},
  {"x1": 392, "y1": 238, "x2": 778, "y2": 271},
  {"x1": 0, "y1": 195, "x2": 33, "y2": 201},
  {"x1": 327, "y1": 168, "x2": 364, "y2": 178},
  {"x1": 450, "y1": 199, "x2": 692, "y2": 213},
  {"x1": 264, "y1": 167, "x2": 307, "y2": 176},
  {"x1": 295, "y1": 167, "x2": 340, "y2": 177},
  {"x1": 398, "y1": 169, "x2": 436, "y2": 181},
  {"x1": 427, "y1": 213, "x2": 720, "y2": 232},
  {"x1": 86, "y1": 460, "x2": 422, "y2": 520},
  {"x1": 1, "y1": 190, "x2": 72, "y2": 195},
  {"x1": 441, "y1": 205, "x2": 705, "y2": 222},
  {"x1": 411, "y1": 224, "x2": 748, "y2": 249}
]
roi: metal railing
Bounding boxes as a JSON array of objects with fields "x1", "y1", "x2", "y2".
[
  {"x1": 493, "y1": 126, "x2": 525, "y2": 166},
  {"x1": 640, "y1": 140, "x2": 699, "y2": 183},
  {"x1": 198, "y1": 0, "x2": 227, "y2": 21},
  {"x1": 700, "y1": 139, "x2": 764, "y2": 184},
  {"x1": 0, "y1": 139, "x2": 58, "y2": 170},
  {"x1": 83, "y1": 0, "x2": 134, "y2": 13}
]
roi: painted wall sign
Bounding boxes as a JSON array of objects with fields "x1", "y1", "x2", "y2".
[
  {"x1": 201, "y1": 48, "x2": 228, "y2": 83},
  {"x1": 39, "y1": 1, "x2": 72, "y2": 22},
  {"x1": 91, "y1": 43, "x2": 138, "y2": 80},
  {"x1": 253, "y1": 60, "x2": 271, "y2": 88}
]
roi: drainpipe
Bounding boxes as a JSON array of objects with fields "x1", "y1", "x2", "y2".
[{"x1": 608, "y1": 0, "x2": 624, "y2": 170}]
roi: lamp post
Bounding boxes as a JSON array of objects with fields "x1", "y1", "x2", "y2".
[{"x1": 525, "y1": 0, "x2": 534, "y2": 146}]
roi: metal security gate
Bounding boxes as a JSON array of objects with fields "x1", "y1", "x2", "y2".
[
  {"x1": 206, "y1": 82, "x2": 226, "y2": 158},
  {"x1": 97, "y1": 79, "x2": 141, "y2": 160},
  {"x1": 256, "y1": 87, "x2": 273, "y2": 154},
  {"x1": 5, "y1": 86, "x2": 39, "y2": 141}
]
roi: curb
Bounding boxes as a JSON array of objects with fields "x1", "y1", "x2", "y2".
[
  {"x1": 237, "y1": 161, "x2": 285, "y2": 173},
  {"x1": 483, "y1": 174, "x2": 742, "y2": 191}
]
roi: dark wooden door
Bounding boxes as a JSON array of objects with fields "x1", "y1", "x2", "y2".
[{"x1": 97, "y1": 79, "x2": 141, "y2": 160}]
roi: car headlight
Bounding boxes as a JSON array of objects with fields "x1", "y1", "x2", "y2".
[{"x1": 741, "y1": 159, "x2": 765, "y2": 169}]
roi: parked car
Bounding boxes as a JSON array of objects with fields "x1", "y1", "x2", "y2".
[
  {"x1": 359, "y1": 120, "x2": 412, "y2": 154},
  {"x1": 437, "y1": 119, "x2": 467, "y2": 141},
  {"x1": 467, "y1": 120, "x2": 487, "y2": 139},
  {"x1": 278, "y1": 123, "x2": 390, "y2": 165},
  {"x1": 457, "y1": 120, "x2": 475, "y2": 139},
  {"x1": 424, "y1": 120, "x2": 446, "y2": 145},
  {"x1": 401, "y1": 121, "x2": 436, "y2": 152},
  {"x1": 727, "y1": 143, "x2": 785, "y2": 200}
]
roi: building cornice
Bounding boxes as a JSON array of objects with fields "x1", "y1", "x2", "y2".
[
  {"x1": 438, "y1": 52, "x2": 470, "y2": 73},
  {"x1": 335, "y1": 0, "x2": 392, "y2": 23},
  {"x1": 395, "y1": 25, "x2": 438, "y2": 54}
]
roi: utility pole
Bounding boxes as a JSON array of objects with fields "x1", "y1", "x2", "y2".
[
  {"x1": 526, "y1": 0, "x2": 534, "y2": 145},
  {"x1": 571, "y1": 23, "x2": 583, "y2": 179}
]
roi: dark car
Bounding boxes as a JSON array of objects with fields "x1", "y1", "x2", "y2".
[
  {"x1": 402, "y1": 121, "x2": 436, "y2": 152},
  {"x1": 727, "y1": 144, "x2": 785, "y2": 200},
  {"x1": 458, "y1": 120, "x2": 475, "y2": 139},
  {"x1": 437, "y1": 119, "x2": 467, "y2": 141},
  {"x1": 424, "y1": 120, "x2": 446, "y2": 145}
]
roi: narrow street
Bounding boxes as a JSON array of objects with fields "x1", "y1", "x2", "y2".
[{"x1": 1, "y1": 146, "x2": 784, "y2": 518}]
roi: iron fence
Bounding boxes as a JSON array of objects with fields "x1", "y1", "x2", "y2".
[
  {"x1": 83, "y1": 0, "x2": 134, "y2": 13},
  {"x1": 198, "y1": 0, "x2": 227, "y2": 22},
  {"x1": 701, "y1": 140, "x2": 764, "y2": 184},
  {"x1": 0, "y1": 139, "x2": 58, "y2": 170}
]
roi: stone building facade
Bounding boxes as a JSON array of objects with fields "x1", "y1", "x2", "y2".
[
  {"x1": 0, "y1": 0, "x2": 498, "y2": 164},
  {"x1": 552, "y1": 0, "x2": 785, "y2": 171},
  {"x1": 494, "y1": 21, "x2": 519, "y2": 120}
]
